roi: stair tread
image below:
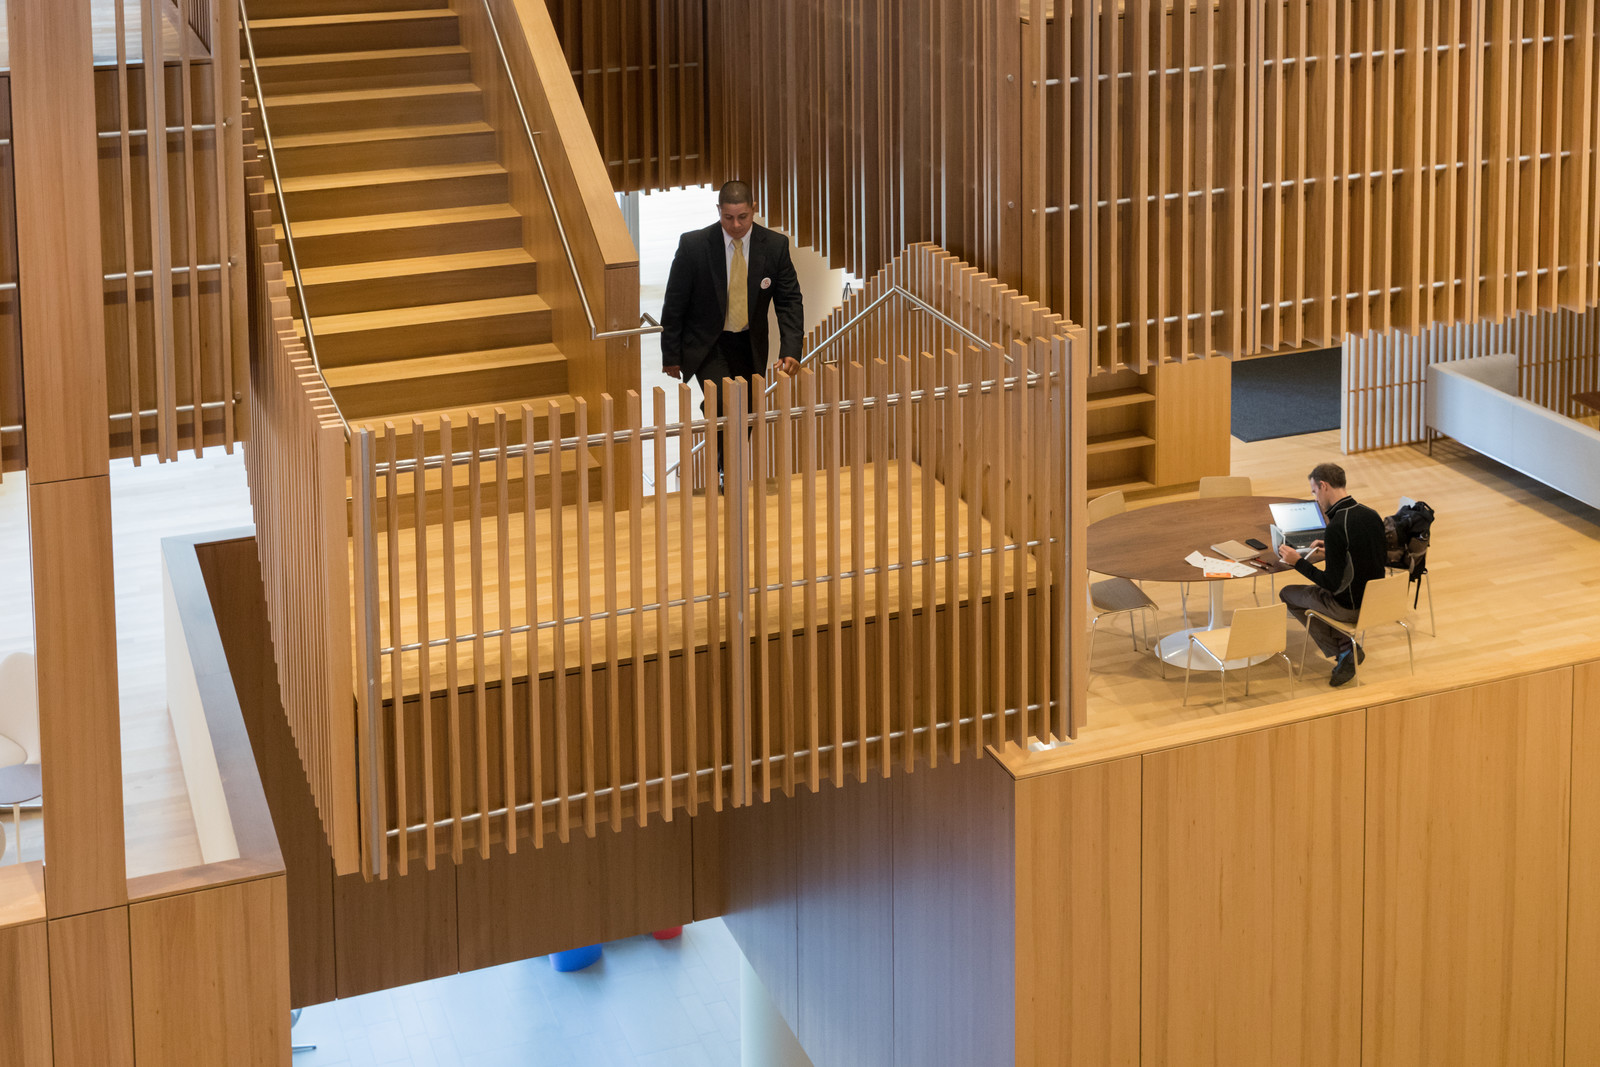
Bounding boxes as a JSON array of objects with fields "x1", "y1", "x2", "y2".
[
  {"x1": 254, "y1": 44, "x2": 468, "y2": 68},
  {"x1": 274, "y1": 121, "x2": 493, "y2": 150},
  {"x1": 308, "y1": 295, "x2": 551, "y2": 336},
  {"x1": 252, "y1": 9, "x2": 458, "y2": 29},
  {"x1": 350, "y1": 390, "x2": 579, "y2": 432},
  {"x1": 325, "y1": 343, "x2": 566, "y2": 387},
  {"x1": 275, "y1": 160, "x2": 505, "y2": 194},
  {"x1": 265, "y1": 82, "x2": 479, "y2": 108},
  {"x1": 276, "y1": 203, "x2": 521, "y2": 239},
  {"x1": 295, "y1": 248, "x2": 535, "y2": 287}
]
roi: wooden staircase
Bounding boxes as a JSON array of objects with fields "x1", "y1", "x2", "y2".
[{"x1": 249, "y1": 0, "x2": 586, "y2": 459}]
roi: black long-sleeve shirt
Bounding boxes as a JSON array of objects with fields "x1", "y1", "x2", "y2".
[{"x1": 1293, "y1": 496, "x2": 1389, "y2": 611}]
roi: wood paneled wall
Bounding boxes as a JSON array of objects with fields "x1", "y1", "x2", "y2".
[
  {"x1": 1343, "y1": 303, "x2": 1600, "y2": 452},
  {"x1": 718, "y1": 652, "x2": 1600, "y2": 1067},
  {"x1": 557, "y1": 1, "x2": 1600, "y2": 374}
]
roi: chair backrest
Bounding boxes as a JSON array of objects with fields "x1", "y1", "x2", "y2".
[
  {"x1": 1087, "y1": 490, "x2": 1127, "y2": 525},
  {"x1": 1223, "y1": 603, "x2": 1287, "y2": 659},
  {"x1": 0, "y1": 652, "x2": 40, "y2": 764},
  {"x1": 1199, "y1": 475, "x2": 1253, "y2": 498},
  {"x1": 1354, "y1": 573, "x2": 1411, "y2": 629}
]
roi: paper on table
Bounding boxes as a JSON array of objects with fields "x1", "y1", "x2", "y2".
[{"x1": 1184, "y1": 550, "x2": 1258, "y2": 578}]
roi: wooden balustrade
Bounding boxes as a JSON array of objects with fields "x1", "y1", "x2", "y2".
[
  {"x1": 341, "y1": 245, "x2": 1085, "y2": 876},
  {"x1": 240, "y1": 120, "x2": 360, "y2": 874},
  {"x1": 97, "y1": 0, "x2": 246, "y2": 463}
]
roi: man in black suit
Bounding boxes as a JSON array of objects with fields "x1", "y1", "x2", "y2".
[{"x1": 660, "y1": 182, "x2": 804, "y2": 439}]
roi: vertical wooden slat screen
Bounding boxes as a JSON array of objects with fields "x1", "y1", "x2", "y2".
[
  {"x1": 329, "y1": 242, "x2": 1082, "y2": 876},
  {"x1": 96, "y1": 0, "x2": 245, "y2": 463},
  {"x1": 1345, "y1": 304, "x2": 1600, "y2": 452},
  {"x1": 544, "y1": 0, "x2": 711, "y2": 191},
  {"x1": 555, "y1": 1, "x2": 1600, "y2": 373}
]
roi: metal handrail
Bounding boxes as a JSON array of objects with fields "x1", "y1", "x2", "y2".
[
  {"x1": 479, "y1": 0, "x2": 661, "y2": 342},
  {"x1": 656, "y1": 284, "x2": 1006, "y2": 484},
  {"x1": 239, "y1": 0, "x2": 346, "y2": 433}
]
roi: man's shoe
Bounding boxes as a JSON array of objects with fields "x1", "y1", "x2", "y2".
[{"x1": 1329, "y1": 648, "x2": 1357, "y2": 687}]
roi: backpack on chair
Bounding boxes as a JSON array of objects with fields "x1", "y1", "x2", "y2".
[{"x1": 1384, "y1": 499, "x2": 1435, "y2": 603}]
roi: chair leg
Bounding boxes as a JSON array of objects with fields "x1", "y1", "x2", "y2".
[
  {"x1": 1401, "y1": 621, "x2": 1415, "y2": 674},
  {"x1": 1219, "y1": 666, "x2": 1228, "y2": 711},
  {"x1": 1279, "y1": 652, "x2": 1296, "y2": 698},
  {"x1": 1425, "y1": 575, "x2": 1436, "y2": 636},
  {"x1": 1088, "y1": 617, "x2": 1100, "y2": 666},
  {"x1": 1182, "y1": 655, "x2": 1191, "y2": 705}
]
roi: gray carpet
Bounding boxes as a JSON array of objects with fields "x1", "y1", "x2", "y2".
[{"x1": 1231, "y1": 348, "x2": 1342, "y2": 441}]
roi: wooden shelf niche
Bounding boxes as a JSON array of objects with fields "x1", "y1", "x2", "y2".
[{"x1": 1086, "y1": 357, "x2": 1233, "y2": 498}]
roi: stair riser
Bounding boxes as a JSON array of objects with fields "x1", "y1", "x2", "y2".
[
  {"x1": 266, "y1": 88, "x2": 483, "y2": 135},
  {"x1": 249, "y1": 0, "x2": 447, "y2": 19},
  {"x1": 278, "y1": 128, "x2": 497, "y2": 177},
  {"x1": 284, "y1": 171, "x2": 508, "y2": 222},
  {"x1": 301, "y1": 261, "x2": 538, "y2": 316},
  {"x1": 250, "y1": 16, "x2": 459, "y2": 58},
  {"x1": 258, "y1": 53, "x2": 472, "y2": 95},
  {"x1": 288, "y1": 216, "x2": 524, "y2": 268},
  {"x1": 357, "y1": 465, "x2": 604, "y2": 533},
  {"x1": 319, "y1": 308, "x2": 553, "y2": 367}
]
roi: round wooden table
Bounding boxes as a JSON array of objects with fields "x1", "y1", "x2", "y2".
[{"x1": 1088, "y1": 495, "x2": 1301, "y2": 669}]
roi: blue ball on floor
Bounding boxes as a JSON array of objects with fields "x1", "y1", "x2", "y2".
[{"x1": 550, "y1": 944, "x2": 603, "y2": 972}]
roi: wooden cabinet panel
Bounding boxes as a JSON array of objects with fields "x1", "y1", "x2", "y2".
[
  {"x1": 129, "y1": 878, "x2": 290, "y2": 1066},
  {"x1": 333, "y1": 861, "x2": 458, "y2": 999},
  {"x1": 48, "y1": 907, "x2": 134, "y2": 1067},
  {"x1": 1363, "y1": 670, "x2": 1573, "y2": 1067},
  {"x1": 1142, "y1": 713, "x2": 1365, "y2": 1067},
  {"x1": 1152, "y1": 356, "x2": 1233, "y2": 487},
  {"x1": 455, "y1": 816, "x2": 694, "y2": 972},
  {"x1": 1566, "y1": 660, "x2": 1600, "y2": 1065},
  {"x1": 0, "y1": 921, "x2": 52, "y2": 1067},
  {"x1": 1015, "y1": 757, "x2": 1141, "y2": 1067},
  {"x1": 29, "y1": 476, "x2": 127, "y2": 916}
]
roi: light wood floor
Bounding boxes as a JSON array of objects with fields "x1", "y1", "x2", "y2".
[
  {"x1": 1081, "y1": 429, "x2": 1600, "y2": 744},
  {"x1": 0, "y1": 450, "x2": 255, "y2": 877}
]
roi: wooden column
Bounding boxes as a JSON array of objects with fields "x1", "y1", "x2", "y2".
[{"x1": 7, "y1": 0, "x2": 128, "y2": 923}]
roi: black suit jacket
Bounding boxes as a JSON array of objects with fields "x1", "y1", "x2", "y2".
[{"x1": 659, "y1": 222, "x2": 804, "y2": 378}]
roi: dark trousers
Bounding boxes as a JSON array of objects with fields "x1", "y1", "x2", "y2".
[
  {"x1": 692, "y1": 330, "x2": 758, "y2": 473},
  {"x1": 1280, "y1": 583, "x2": 1360, "y2": 657}
]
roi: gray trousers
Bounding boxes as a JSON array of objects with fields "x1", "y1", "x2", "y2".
[{"x1": 1280, "y1": 583, "x2": 1360, "y2": 658}]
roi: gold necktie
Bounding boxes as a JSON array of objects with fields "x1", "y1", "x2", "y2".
[{"x1": 726, "y1": 239, "x2": 749, "y2": 332}]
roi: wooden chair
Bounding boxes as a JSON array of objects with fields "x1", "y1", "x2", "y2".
[
  {"x1": 1181, "y1": 603, "x2": 1295, "y2": 709},
  {"x1": 1198, "y1": 475, "x2": 1253, "y2": 498},
  {"x1": 1087, "y1": 489, "x2": 1127, "y2": 525},
  {"x1": 1296, "y1": 573, "x2": 1416, "y2": 685}
]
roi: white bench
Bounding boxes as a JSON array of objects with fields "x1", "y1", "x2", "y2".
[{"x1": 1426, "y1": 353, "x2": 1600, "y2": 511}]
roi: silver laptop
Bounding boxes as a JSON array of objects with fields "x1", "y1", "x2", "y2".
[{"x1": 1268, "y1": 500, "x2": 1327, "y2": 551}]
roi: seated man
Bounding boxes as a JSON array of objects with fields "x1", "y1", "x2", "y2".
[{"x1": 1277, "y1": 462, "x2": 1388, "y2": 687}]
